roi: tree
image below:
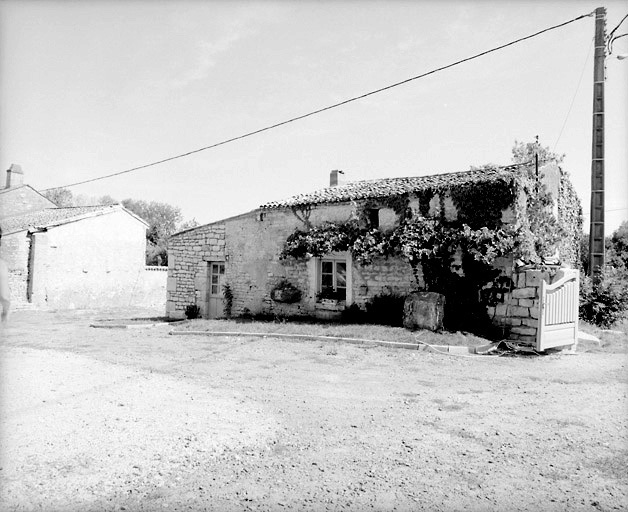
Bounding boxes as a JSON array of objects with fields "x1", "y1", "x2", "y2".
[
  {"x1": 608, "y1": 220, "x2": 628, "y2": 271},
  {"x1": 511, "y1": 139, "x2": 564, "y2": 165},
  {"x1": 121, "y1": 199, "x2": 184, "y2": 266},
  {"x1": 43, "y1": 188, "x2": 74, "y2": 207}
]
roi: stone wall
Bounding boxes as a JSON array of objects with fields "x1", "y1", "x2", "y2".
[
  {"x1": 27, "y1": 210, "x2": 149, "y2": 309},
  {"x1": 1, "y1": 216, "x2": 165, "y2": 311},
  {"x1": 352, "y1": 257, "x2": 419, "y2": 308},
  {"x1": 0, "y1": 186, "x2": 55, "y2": 218},
  {"x1": 167, "y1": 173, "x2": 578, "y2": 332},
  {"x1": 133, "y1": 267, "x2": 168, "y2": 310},
  {"x1": 487, "y1": 266, "x2": 566, "y2": 344},
  {"x1": 166, "y1": 222, "x2": 226, "y2": 318},
  {"x1": 0, "y1": 231, "x2": 30, "y2": 303}
]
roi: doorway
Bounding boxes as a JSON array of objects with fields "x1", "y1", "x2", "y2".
[{"x1": 207, "y1": 261, "x2": 225, "y2": 318}]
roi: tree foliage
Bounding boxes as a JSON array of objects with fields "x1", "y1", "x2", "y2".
[
  {"x1": 43, "y1": 188, "x2": 74, "y2": 207},
  {"x1": 121, "y1": 199, "x2": 185, "y2": 266},
  {"x1": 608, "y1": 220, "x2": 628, "y2": 271},
  {"x1": 511, "y1": 139, "x2": 564, "y2": 165}
]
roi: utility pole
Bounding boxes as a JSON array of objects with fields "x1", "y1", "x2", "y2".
[{"x1": 588, "y1": 7, "x2": 606, "y2": 277}]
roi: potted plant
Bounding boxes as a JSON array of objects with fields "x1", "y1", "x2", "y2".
[{"x1": 270, "y1": 280, "x2": 302, "y2": 303}]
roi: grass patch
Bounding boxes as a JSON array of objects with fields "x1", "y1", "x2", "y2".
[
  {"x1": 578, "y1": 319, "x2": 628, "y2": 353},
  {"x1": 172, "y1": 319, "x2": 492, "y2": 347}
]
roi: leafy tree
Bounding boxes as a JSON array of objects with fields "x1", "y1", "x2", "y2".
[
  {"x1": 608, "y1": 220, "x2": 628, "y2": 271},
  {"x1": 43, "y1": 188, "x2": 74, "y2": 207},
  {"x1": 178, "y1": 218, "x2": 200, "y2": 232},
  {"x1": 121, "y1": 199, "x2": 184, "y2": 266},
  {"x1": 580, "y1": 222, "x2": 628, "y2": 274},
  {"x1": 511, "y1": 139, "x2": 564, "y2": 165}
]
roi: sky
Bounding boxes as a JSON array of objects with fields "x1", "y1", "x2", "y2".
[{"x1": 1, "y1": 0, "x2": 627, "y2": 233}]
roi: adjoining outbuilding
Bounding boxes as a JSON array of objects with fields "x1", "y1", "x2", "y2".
[
  {"x1": 0, "y1": 166, "x2": 166, "y2": 309},
  {"x1": 167, "y1": 162, "x2": 582, "y2": 346}
]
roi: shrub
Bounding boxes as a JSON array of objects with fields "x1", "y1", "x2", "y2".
[
  {"x1": 341, "y1": 303, "x2": 367, "y2": 324},
  {"x1": 222, "y1": 284, "x2": 234, "y2": 318},
  {"x1": 365, "y1": 293, "x2": 407, "y2": 327},
  {"x1": 185, "y1": 304, "x2": 201, "y2": 320},
  {"x1": 579, "y1": 269, "x2": 628, "y2": 328}
]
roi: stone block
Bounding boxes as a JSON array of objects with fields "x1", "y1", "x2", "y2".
[
  {"x1": 511, "y1": 326, "x2": 537, "y2": 336},
  {"x1": 403, "y1": 292, "x2": 445, "y2": 331},
  {"x1": 495, "y1": 304, "x2": 508, "y2": 317},
  {"x1": 509, "y1": 334, "x2": 537, "y2": 344},
  {"x1": 512, "y1": 287, "x2": 536, "y2": 299},
  {"x1": 530, "y1": 307, "x2": 540, "y2": 319},
  {"x1": 525, "y1": 270, "x2": 549, "y2": 287},
  {"x1": 522, "y1": 318, "x2": 539, "y2": 328},
  {"x1": 519, "y1": 298, "x2": 534, "y2": 307},
  {"x1": 505, "y1": 317, "x2": 522, "y2": 326},
  {"x1": 510, "y1": 305, "x2": 529, "y2": 317},
  {"x1": 514, "y1": 272, "x2": 526, "y2": 288}
]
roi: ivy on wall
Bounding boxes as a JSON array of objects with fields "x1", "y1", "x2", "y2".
[
  {"x1": 450, "y1": 178, "x2": 518, "y2": 229},
  {"x1": 280, "y1": 168, "x2": 581, "y2": 314}
]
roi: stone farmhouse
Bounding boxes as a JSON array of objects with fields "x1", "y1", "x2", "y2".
[
  {"x1": 0, "y1": 165, "x2": 166, "y2": 309},
  {"x1": 167, "y1": 163, "x2": 581, "y2": 343}
]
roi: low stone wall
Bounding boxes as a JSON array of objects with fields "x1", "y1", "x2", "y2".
[
  {"x1": 131, "y1": 267, "x2": 168, "y2": 309},
  {"x1": 488, "y1": 266, "x2": 563, "y2": 344}
]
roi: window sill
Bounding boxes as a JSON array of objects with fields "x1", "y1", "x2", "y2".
[{"x1": 315, "y1": 299, "x2": 346, "y2": 311}]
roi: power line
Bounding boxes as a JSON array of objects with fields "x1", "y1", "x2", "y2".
[
  {"x1": 42, "y1": 11, "x2": 594, "y2": 192},
  {"x1": 608, "y1": 12, "x2": 628, "y2": 40},
  {"x1": 552, "y1": 37, "x2": 594, "y2": 152},
  {"x1": 583, "y1": 207, "x2": 628, "y2": 217}
]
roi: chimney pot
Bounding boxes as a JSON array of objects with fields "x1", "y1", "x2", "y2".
[{"x1": 6, "y1": 164, "x2": 24, "y2": 189}]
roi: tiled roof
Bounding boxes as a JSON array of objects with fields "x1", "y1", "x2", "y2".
[
  {"x1": 0, "y1": 205, "x2": 122, "y2": 235},
  {"x1": 260, "y1": 164, "x2": 527, "y2": 210}
]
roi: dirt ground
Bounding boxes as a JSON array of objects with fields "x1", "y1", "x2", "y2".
[{"x1": 0, "y1": 308, "x2": 626, "y2": 512}]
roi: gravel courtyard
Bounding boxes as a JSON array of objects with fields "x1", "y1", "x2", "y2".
[{"x1": 1, "y1": 309, "x2": 626, "y2": 512}]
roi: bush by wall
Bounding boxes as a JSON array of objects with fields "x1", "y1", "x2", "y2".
[{"x1": 579, "y1": 268, "x2": 628, "y2": 328}]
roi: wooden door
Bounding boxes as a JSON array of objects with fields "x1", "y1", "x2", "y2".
[
  {"x1": 207, "y1": 262, "x2": 225, "y2": 318},
  {"x1": 536, "y1": 270, "x2": 579, "y2": 351}
]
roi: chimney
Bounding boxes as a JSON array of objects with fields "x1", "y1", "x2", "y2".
[
  {"x1": 6, "y1": 164, "x2": 24, "y2": 189},
  {"x1": 330, "y1": 169, "x2": 344, "y2": 187}
]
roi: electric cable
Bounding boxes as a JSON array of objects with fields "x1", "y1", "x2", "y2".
[
  {"x1": 608, "y1": 13, "x2": 628, "y2": 40},
  {"x1": 41, "y1": 11, "x2": 594, "y2": 192},
  {"x1": 553, "y1": 37, "x2": 594, "y2": 152}
]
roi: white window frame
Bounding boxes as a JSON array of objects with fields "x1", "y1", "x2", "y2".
[{"x1": 308, "y1": 252, "x2": 352, "y2": 303}]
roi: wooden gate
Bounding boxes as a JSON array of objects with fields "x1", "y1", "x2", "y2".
[{"x1": 536, "y1": 270, "x2": 579, "y2": 351}]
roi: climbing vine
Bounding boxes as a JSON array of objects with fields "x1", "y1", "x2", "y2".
[
  {"x1": 281, "y1": 216, "x2": 520, "y2": 290},
  {"x1": 450, "y1": 177, "x2": 518, "y2": 229}
]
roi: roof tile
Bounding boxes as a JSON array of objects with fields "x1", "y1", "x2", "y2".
[{"x1": 259, "y1": 164, "x2": 526, "y2": 210}]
